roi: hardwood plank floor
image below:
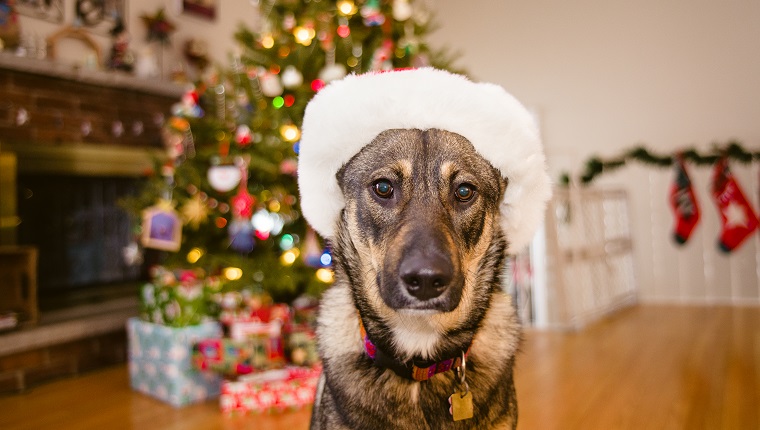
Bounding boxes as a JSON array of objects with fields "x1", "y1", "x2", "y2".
[{"x1": 0, "y1": 305, "x2": 757, "y2": 429}]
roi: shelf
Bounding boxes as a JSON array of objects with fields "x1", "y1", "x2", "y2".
[{"x1": 0, "y1": 51, "x2": 185, "y2": 98}]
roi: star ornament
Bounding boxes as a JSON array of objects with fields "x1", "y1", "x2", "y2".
[
  {"x1": 180, "y1": 194, "x2": 209, "y2": 230},
  {"x1": 723, "y1": 202, "x2": 748, "y2": 228},
  {"x1": 141, "y1": 8, "x2": 176, "y2": 44}
]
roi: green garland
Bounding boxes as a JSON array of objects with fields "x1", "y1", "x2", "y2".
[{"x1": 571, "y1": 141, "x2": 760, "y2": 185}]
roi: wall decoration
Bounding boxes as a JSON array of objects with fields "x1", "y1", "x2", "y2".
[
  {"x1": 182, "y1": 0, "x2": 216, "y2": 20},
  {"x1": 74, "y1": 0, "x2": 125, "y2": 35},
  {"x1": 15, "y1": 0, "x2": 64, "y2": 24}
]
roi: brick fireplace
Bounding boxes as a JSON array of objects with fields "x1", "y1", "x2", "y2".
[{"x1": 0, "y1": 52, "x2": 183, "y2": 391}]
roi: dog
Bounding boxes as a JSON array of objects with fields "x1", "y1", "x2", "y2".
[
  {"x1": 297, "y1": 68, "x2": 550, "y2": 430},
  {"x1": 310, "y1": 128, "x2": 520, "y2": 429}
]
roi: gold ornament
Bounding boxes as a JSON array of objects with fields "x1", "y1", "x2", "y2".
[{"x1": 180, "y1": 194, "x2": 209, "y2": 230}]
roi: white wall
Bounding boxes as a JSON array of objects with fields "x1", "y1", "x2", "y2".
[{"x1": 427, "y1": 0, "x2": 760, "y2": 303}]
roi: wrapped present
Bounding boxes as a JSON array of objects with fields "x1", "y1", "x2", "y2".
[
  {"x1": 193, "y1": 337, "x2": 278, "y2": 376},
  {"x1": 220, "y1": 366, "x2": 322, "y2": 415},
  {"x1": 193, "y1": 338, "x2": 254, "y2": 376},
  {"x1": 220, "y1": 302, "x2": 291, "y2": 328},
  {"x1": 139, "y1": 266, "x2": 223, "y2": 327},
  {"x1": 226, "y1": 305, "x2": 289, "y2": 367},
  {"x1": 291, "y1": 296, "x2": 319, "y2": 329},
  {"x1": 228, "y1": 321, "x2": 286, "y2": 368},
  {"x1": 229, "y1": 319, "x2": 280, "y2": 341},
  {"x1": 284, "y1": 328, "x2": 319, "y2": 367},
  {"x1": 128, "y1": 317, "x2": 223, "y2": 407}
]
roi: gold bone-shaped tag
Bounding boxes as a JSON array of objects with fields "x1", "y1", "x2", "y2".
[{"x1": 448, "y1": 391, "x2": 473, "y2": 421}]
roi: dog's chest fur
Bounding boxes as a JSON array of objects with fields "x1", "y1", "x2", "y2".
[{"x1": 312, "y1": 283, "x2": 520, "y2": 430}]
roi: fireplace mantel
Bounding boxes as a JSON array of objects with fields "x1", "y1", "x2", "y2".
[
  {"x1": 3, "y1": 141, "x2": 160, "y2": 177},
  {"x1": 0, "y1": 52, "x2": 185, "y2": 98},
  {"x1": 0, "y1": 52, "x2": 182, "y2": 175}
]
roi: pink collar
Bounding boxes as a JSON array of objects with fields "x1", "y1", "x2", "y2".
[{"x1": 359, "y1": 317, "x2": 469, "y2": 382}]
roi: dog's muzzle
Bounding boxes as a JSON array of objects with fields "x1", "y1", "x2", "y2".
[
  {"x1": 399, "y1": 248, "x2": 453, "y2": 302},
  {"x1": 382, "y1": 228, "x2": 463, "y2": 312}
]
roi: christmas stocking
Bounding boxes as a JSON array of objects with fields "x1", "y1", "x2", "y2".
[
  {"x1": 669, "y1": 158, "x2": 700, "y2": 244},
  {"x1": 711, "y1": 158, "x2": 759, "y2": 252}
]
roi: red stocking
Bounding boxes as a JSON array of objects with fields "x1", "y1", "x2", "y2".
[
  {"x1": 711, "y1": 158, "x2": 759, "y2": 252},
  {"x1": 669, "y1": 157, "x2": 700, "y2": 244}
]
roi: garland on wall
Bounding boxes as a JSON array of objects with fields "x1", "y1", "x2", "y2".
[
  {"x1": 567, "y1": 141, "x2": 760, "y2": 185},
  {"x1": 563, "y1": 141, "x2": 760, "y2": 254}
]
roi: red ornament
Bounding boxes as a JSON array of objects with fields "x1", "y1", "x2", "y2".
[
  {"x1": 337, "y1": 25, "x2": 350, "y2": 38},
  {"x1": 235, "y1": 125, "x2": 253, "y2": 146},
  {"x1": 311, "y1": 79, "x2": 325, "y2": 92},
  {"x1": 231, "y1": 188, "x2": 255, "y2": 219}
]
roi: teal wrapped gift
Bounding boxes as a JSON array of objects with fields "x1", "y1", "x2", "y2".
[{"x1": 127, "y1": 318, "x2": 223, "y2": 407}]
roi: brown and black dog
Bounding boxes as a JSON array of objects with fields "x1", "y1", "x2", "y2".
[
  {"x1": 298, "y1": 68, "x2": 550, "y2": 430},
  {"x1": 310, "y1": 129, "x2": 521, "y2": 429}
]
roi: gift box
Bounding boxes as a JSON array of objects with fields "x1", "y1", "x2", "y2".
[
  {"x1": 284, "y1": 328, "x2": 319, "y2": 367},
  {"x1": 292, "y1": 296, "x2": 319, "y2": 329},
  {"x1": 220, "y1": 366, "x2": 322, "y2": 415},
  {"x1": 220, "y1": 302, "x2": 291, "y2": 328},
  {"x1": 226, "y1": 312, "x2": 287, "y2": 367},
  {"x1": 192, "y1": 338, "x2": 268, "y2": 376},
  {"x1": 128, "y1": 317, "x2": 223, "y2": 407},
  {"x1": 140, "y1": 266, "x2": 222, "y2": 327}
]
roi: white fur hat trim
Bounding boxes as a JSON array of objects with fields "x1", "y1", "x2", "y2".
[{"x1": 297, "y1": 68, "x2": 551, "y2": 254}]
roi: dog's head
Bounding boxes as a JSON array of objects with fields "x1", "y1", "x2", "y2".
[
  {"x1": 331, "y1": 128, "x2": 510, "y2": 360},
  {"x1": 337, "y1": 128, "x2": 506, "y2": 314}
]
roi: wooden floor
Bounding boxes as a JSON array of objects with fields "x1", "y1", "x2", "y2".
[{"x1": 0, "y1": 305, "x2": 757, "y2": 429}]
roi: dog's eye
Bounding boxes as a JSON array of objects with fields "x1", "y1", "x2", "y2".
[
  {"x1": 372, "y1": 180, "x2": 394, "y2": 198},
  {"x1": 455, "y1": 183, "x2": 476, "y2": 202}
]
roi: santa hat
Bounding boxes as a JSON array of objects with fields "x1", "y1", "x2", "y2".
[{"x1": 297, "y1": 68, "x2": 551, "y2": 254}]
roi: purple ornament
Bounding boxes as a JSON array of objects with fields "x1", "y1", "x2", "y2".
[{"x1": 228, "y1": 218, "x2": 255, "y2": 253}]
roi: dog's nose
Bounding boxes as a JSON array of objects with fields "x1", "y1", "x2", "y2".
[{"x1": 399, "y1": 253, "x2": 453, "y2": 301}]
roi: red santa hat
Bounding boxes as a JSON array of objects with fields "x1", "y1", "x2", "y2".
[{"x1": 297, "y1": 68, "x2": 551, "y2": 254}]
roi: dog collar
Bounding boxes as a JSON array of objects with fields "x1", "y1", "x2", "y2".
[{"x1": 359, "y1": 317, "x2": 469, "y2": 382}]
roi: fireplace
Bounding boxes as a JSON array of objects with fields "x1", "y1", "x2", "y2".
[
  {"x1": 0, "y1": 53, "x2": 183, "y2": 315},
  {"x1": 6, "y1": 143, "x2": 165, "y2": 312},
  {"x1": 17, "y1": 173, "x2": 143, "y2": 307}
]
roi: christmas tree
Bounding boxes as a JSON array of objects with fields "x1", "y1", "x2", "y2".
[{"x1": 125, "y1": 0, "x2": 459, "y2": 304}]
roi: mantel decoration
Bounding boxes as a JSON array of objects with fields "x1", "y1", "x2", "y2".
[
  {"x1": 136, "y1": 6, "x2": 176, "y2": 78},
  {"x1": 0, "y1": 0, "x2": 21, "y2": 49},
  {"x1": 568, "y1": 141, "x2": 760, "y2": 253},
  {"x1": 45, "y1": 25, "x2": 102, "y2": 67},
  {"x1": 140, "y1": 7, "x2": 176, "y2": 44},
  {"x1": 15, "y1": 0, "x2": 64, "y2": 24},
  {"x1": 107, "y1": 15, "x2": 134, "y2": 72}
]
